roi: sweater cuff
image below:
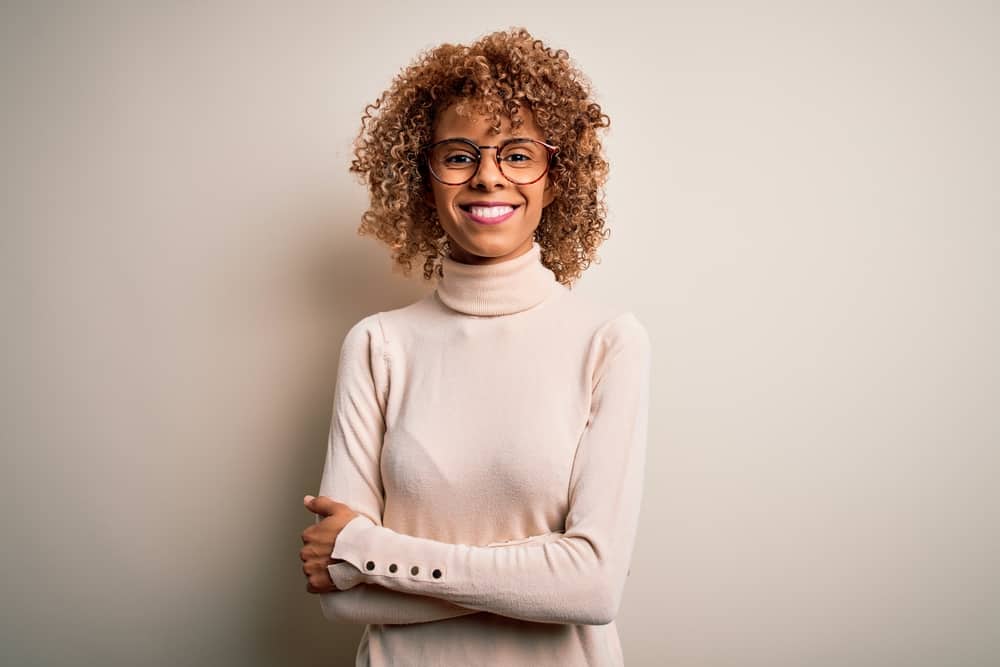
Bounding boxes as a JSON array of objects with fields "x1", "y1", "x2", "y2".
[
  {"x1": 330, "y1": 514, "x2": 451, "y2": 588},
  {"x1": 327, "y1": 561, "x2": 364, "y2": 591},
  {"x1": 327, "y1": 514, "x2": 377, "y2": 591}
]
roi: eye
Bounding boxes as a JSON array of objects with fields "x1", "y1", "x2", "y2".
[
  {"x1": 444, "y1": 154, "x2": 476, "y2": 165},
  {"x1": 498, "y1": 140, "x2": 543, "y2": 165}
]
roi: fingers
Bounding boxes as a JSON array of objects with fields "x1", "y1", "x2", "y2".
[
  {"x1": 300, "y1": 496, "x2": 343, "y2": 594},
  {"x1": 299, "y1": 545, "x2": 332, "y2": 562},
  {"x1": 306, "y1": 580, "x2": 334, "y2": 594},
  {"x1": 303, "y1": 494, "x2": 340, "y2": 517},
  {"x1": 302, "y1": 560, "x2": 324, "y2": 575},
  {"x1": 300, "y1": 542, "x2": 336, "y2": 593},
  {"x1": 301, "y1": 522, "x2": 317, "y2": 546},
  {"x1": 304, "y1": 569, "x2": 336, "y2": 594}
]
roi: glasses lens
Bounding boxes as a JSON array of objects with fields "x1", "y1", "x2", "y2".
[
  {"x1": 426, "y1": 139, "x2": 552, "y2": 185},
  {"x1": 498, "y1": 139, "x2": 549, "y2": 184},
  {"x1": 428, "y1": 140, "x2": 479, "y2": 185}
]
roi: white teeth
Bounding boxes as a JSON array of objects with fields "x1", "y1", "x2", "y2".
[{"x1": 468, "y1": 205, "x2": 514, "y2": 218}]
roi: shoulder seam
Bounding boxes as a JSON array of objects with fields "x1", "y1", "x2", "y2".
[
  {"x1": 373, "y1": 312, "x2": 391, "y2": 375},
  {"x1": 596, "y1": 310, "x2": 642, "y2": 339}
]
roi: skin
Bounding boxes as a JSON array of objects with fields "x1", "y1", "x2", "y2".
[
  {"x1": 301, "y1": 495, "x2": 357, "y2": 594},
  {"x1": 301, "y1": 102, "x2": 557, "y2": 595},
  {"x1": 423, "y1": 102, "x2": 556, "y2": 265}
]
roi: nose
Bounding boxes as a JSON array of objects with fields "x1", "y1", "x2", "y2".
[{"x1": 469, "y1": 148, "x2": 506, "y2": 190}]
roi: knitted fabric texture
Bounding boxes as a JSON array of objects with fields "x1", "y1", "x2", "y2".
[{"x1": 317, "y1": 241, "x2": 652, "y2": 666}]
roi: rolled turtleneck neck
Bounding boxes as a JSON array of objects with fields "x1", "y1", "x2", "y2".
[{"x1": 435, "y1": 240, "x2": 559, "y2": 317}]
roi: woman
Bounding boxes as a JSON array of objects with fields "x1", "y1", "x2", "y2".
[{"x1": 299, "y1": 27, "x2": 652, "y2": 666}]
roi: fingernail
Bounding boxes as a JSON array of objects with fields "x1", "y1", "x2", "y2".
[{"x1": 304, "y1": 495, "x2": 314, "y2": 504}]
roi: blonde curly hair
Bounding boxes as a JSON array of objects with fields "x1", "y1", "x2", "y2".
[{"x1": 349, "y1": 27, "x2": 611, "y2": 285}]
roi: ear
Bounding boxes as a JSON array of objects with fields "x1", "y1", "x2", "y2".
[
  {"x1": 541, "y1": 177, "x2": 556, "y2": 208},
  {"x1": 422, "y1": 186, "x2": 437, "y2": 209}
]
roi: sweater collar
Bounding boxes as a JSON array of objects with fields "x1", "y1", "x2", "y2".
[{"x1": 435, "y1": 241, "x2": 558, "y2": 316}]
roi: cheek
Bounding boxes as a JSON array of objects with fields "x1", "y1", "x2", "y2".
[
  {"x1": 524, "y1": 185, "x2": 549, "y2": 210},
  {"x1": 424, "y1": 186, "x2": 444, "y2": 211},
  {"x1": 432, "y1": 187, "x2": 455, "y2": 210}
]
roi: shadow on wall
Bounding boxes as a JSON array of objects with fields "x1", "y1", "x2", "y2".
[{"x1": 247, "y1": 210, "x2": 430, "y2": 667}]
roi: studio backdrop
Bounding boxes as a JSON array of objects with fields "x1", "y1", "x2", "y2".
[{"x1": 3, "y1": 2, "x2": 997, "y2": 666}]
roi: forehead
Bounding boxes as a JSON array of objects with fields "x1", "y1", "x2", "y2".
[{"x1": 432, "y1": 102, "x2": 544, "y2": 142}]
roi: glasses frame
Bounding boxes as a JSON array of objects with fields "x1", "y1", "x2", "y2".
[{"x1": 421, "y1": 137, "x2": 560, "y2": 186}]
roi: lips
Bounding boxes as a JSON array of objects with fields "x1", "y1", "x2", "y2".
[{"x1": 459, "y1": 202, "x2": 521, "y2": 225}]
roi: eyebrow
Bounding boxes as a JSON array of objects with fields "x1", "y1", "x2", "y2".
[{"x1": 437, "y1": 136, "x2": 538, "y2": 145}]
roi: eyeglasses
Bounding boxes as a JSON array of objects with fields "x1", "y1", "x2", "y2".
[{"x1": 422, "y1": 137, "x2": 559, "y2": 186}]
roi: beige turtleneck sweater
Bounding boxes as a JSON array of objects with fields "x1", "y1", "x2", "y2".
[{"x1": 316, "y1": 240, "x2": 652, "y2": 666}]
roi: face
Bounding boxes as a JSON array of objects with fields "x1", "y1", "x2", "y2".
[{"x1": 423, "y1": 102, "x2": 556, "y2": 265}]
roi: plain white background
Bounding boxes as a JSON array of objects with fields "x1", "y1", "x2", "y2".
[{"x1": 3, "y1": 1, "x2": 997, "y2": 665}]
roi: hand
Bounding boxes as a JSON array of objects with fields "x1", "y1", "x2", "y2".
[{"x1": 300, "y1": 495, "x2": 360, "y2": 594}]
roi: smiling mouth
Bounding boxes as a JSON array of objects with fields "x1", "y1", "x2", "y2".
[
  {"x1": 459, "y1": 203, "x2": 520, "y2": 225},
  {"x1": 459, "y1": 203, "x2": 521, "y2": 213}
]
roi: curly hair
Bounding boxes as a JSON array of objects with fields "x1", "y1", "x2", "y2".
[{"x1": 348, "y1": 27, "x2": 612, "y2": 285}]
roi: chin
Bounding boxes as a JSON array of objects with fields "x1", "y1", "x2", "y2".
[
  {"x1": 451, "y1": 239, "x2": 503, "y2": 260},
  {"x1": 448, "y1": 231, "x2": 535, "y2": 262}
]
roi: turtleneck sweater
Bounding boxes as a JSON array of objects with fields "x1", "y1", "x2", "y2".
[
  {"x1": 316, "y1": 240, "x2": 652, "y2": 666},
  {"x1": 435, "y1": 241, "x2": 558, "y2": 316}
]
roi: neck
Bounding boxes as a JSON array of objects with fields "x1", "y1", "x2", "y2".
[{"x1": 435, "y1": 240, "x2": 558, "y2": 316}]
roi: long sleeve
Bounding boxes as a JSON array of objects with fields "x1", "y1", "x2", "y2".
[
  {"x1": 317, "y1": 314, "x2": 565, "y2": 626},
  {"x1": 329, "y1": 312, "x2": 652, "y2": 626},
  {"x1": 321, "y1": 532, "x2": 563, "y2": 625},
  {"x1": 318, "y1": 314, "x2": 479, "y2": 625},
  {"x1": 320, "y1": 583, "x2": 477, "y2": 625}
]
